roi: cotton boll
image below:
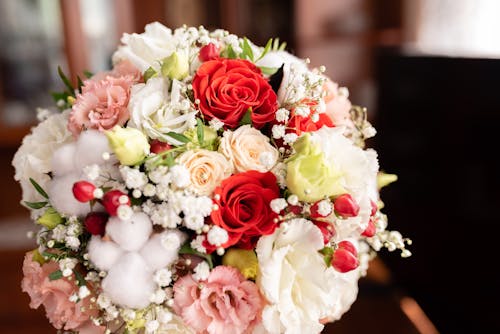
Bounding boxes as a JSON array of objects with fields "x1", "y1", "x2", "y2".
[
  {"x1": 74, "y1": 130, "x2": 116, "y2": 169},
  {"x1": 106, "y1": 212, "x2": 153, "y2": 251},
  {"x1": 87, "y1": 236, "x2": 124, "y2": 271},
  {"x1": 140, "y1": 229, "x2": 187, "y2": 271},
  {"x1": 101, "y1": 252, "x2": 155, "y2": 309},
  {"x1": 48, "y1": 172, "x2": 91, "y2": 216},
  {"x1": 51, "y1": 143, "x2": 76, "y2": 176}
]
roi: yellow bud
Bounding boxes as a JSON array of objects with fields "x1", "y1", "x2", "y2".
[
  {"x1": 161, "y1": 52, "x2": 189, "y2": 80},
  {"x1": 377, "y1": 172, "x2": 398, "y2": 189},
  {"x1": 222, "y1": 248, "x2": 259, "y2": 280},
  {"x1": 67, "y1": 96, "x2": 76, "y2": 105},
  {"x1": 37, "y1": 207, "x2": 63, "y2": 229},
  {"x1": 31, "y1": 249, "x2": 46, "y2": 265},
  {"x1": 106, "y1": 126, "x2": 150, "y2": 166}
]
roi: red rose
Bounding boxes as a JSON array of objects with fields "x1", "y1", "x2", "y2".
[
  {"x1": 192, "y1": 59, "x2": 278, "y2": 129},
  {"x1": 210, "y1": 171, "x2": 280, "y2": 249}
]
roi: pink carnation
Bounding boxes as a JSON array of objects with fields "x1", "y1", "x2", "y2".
[
  {"x1": 323, "y1": 79, "x2": 353, "y2": 128},
  {"x1": 92, "y1": 60, "x2": 143, "y2": 83},
  {"x1": 21, "y1": 252, "x2": 99, "y2": 331},
  {"x1": 68, "y1": 73, "x2": 136, "y2": 136},
  {"x1": 173, "y1": 266, "x2": 264, "y2": 334}
]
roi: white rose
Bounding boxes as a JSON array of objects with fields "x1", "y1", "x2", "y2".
[
  {"x1": 177, "y1": 149, "x2": 233, "y2": 196},
  {"x1": 219, "y1": 125, "x2": 279, "y2": 173},
  {"x1": 311, "y1": 126, "x2": 379, "y2": 237},
  {"x1": 113, "y1": 22, "x2": 175, "y2": 72},
  {"x1": 12, "y1": 110, "x2": 73, "y2": 211},
  {"x1": 127, "y1": 77, "x2": 197, "y2": 145},
  {"x1": 256, "y1": 219, "x2": 360, "y2": 334}
]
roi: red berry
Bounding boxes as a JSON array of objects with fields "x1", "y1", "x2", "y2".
[
  {"x1": 310, "y1": 201, "x2": 331, "y2": 218},
  {"x1": 331, "y1": 248, "x2": 359, "y2": 273},
  {"x1": 72, "y1": 181, "x2": 96, "y2": 202},
  {"x1": 331, "y1": 244, "x2": 359, "y2": 273},
  {"x1": 370, "y1": 200, "x2": 378, "y2": 216},
  {"x1": 102, "y1": 190, "x2": 130, "y2": 216},
  {"x1": 313, "y1": 220, "x2": 336, "y2": 244},
  {"x1": 288, "y1": 205, "x2": 303, "y2": 215},
  {"x1": 362, "y1": 218, "x2": 376, "y2": 237},
  {"x1": 150, "y1": 139, "x2": 172, "y2": 154},
  {"x1": 199, "y1": 43, "x2": 220, "y2": 62},
  {"x1": 337, "y1": 240, "x2": 357, "y2": 256},
  {"x1": 84, "y1": 212, "x2": 109, "y2": 236},
  {"x1": 333, "y1": 194, "x2": 360, "y2": 218}
]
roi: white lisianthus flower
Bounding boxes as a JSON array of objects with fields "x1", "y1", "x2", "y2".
[
  {"x1": 12, "y1": 110, "x2": 73, "y2": 209},
  {"x1": 113, "y1": 22, "x2": 175, "y2": 72},
  {"x1": 310, "y1": 126, "x2": 379, "y2": 237},
  {"x1": 256, "y1": 219, "x2": 360, "y2": 334},
  {"x1": 219, "y1": 125, "x2": 279, "y2": 173},
  {"x1": 127, "y1": 77, "x2": 197, "y2": 146}
]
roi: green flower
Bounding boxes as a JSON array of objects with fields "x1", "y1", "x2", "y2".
[
  {"x1": 286, "y1": 133, "x2": 345, "y2": 202},
  {"x1": 37, "y1": 207, "x2": 63, "y2": 229},
  {"x1": 161, "y1": 52, "x2": 189, "y2": 80},
  {"x1": 106, "y1": 126, "x2": 150, "y2": 166},
  {"x1": 184, "y1": 124, "x2": 218, "y2": 150}
]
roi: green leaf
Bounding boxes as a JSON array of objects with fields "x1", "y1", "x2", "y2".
[
  {"x1": 83, "y1": 70, "x2": 93, "y2": 79},
  {"x1": 256, "y1": 38, "x2": 273, "y2": 62},
  {"x1": 320, "y1": 247, "x2": 334, "y2": 267},
  {"x1": 166, "y1": 132, "x2": 190, "y2": 144},
  {"x1": 49, "y1": 270, "x2": 63, "y2": 281},
  {"x1": 242, "y1": 37, "x2": 254, "y2": 61},
  {"x1": 272, "y1": 38, "x2": 280, "y2": 51},
  {"x1": 179, "y1": 242, "x2": 213, "y2": 269},
  {"x1": 239, "y1": 108, "x2": 253, "y2": 126},
  {"x1": 163, "y1": 152, "x2": 175, "y2": 167},
  {"x1": 41, "y1": 252, "x2": 60, "y2": 260},
  {"x1": 73, "y1": 270, "x2": 86, "y2": 287},
  {"x1": 223, "y1": 44, "x2": 237, "y2": 59},
  {"x1": 24, "y1": 201, "x2": 48, "y2": 209},
  {"x1": 259, "y1": 66, "x2": 279, "y2": 76},
  {"x1": 77, "y1": 75, "x2": 84, "y2": 93},
  {"x1": 57, "y1": 66, "x2": 75, "y2": 96},
  {"x1": 144, "y1": 66, "x2": 157, "y2": 82},
  {"x1": 196, "y1": 118, "x2": 205, "y2": 145},
  {"x1": 278, "y1": 41, "x2": 287, "y2": 51},
  {"x1": 30, "y1": 178, "x2": 49, "y2": 199}
]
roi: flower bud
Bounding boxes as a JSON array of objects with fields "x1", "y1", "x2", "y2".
[
  {"x1": 84, "y1": 211, "x2": 109, "y2": 236},
  {"x1": 150, "y1": 139, "x2": 172, "y2": 154},
  {"x1": 331, "y1": 241, "x2": 358, "y2": 273},
  {"x1": 362, "y1": 218, "x2": 376, "y2": 237},
  {"x1": 333, "y1": 194, "x2": 360, "y2": 218},
  {"x1": 161, "y1": 52, "x2": 189, "y2": 80},
  {"x1": 37, "y1": 207, "x2": 63, "y2": 229},
  {"x1": 72, "y1": 181, "x2": 96, "y2": 202},
  {"x1": 313, "y1": 220, "x2": 335, "y2": 245},
  {"x1": 102, "y1": 190, "x2": 130, "y2": 216},
  {"x1": 106, "y1": 126, "x2": 150, "y2": 166},
  {"x1": 199, "y1": 43, "x2": 220, "y2": 62},
  {"x1": 222, "y1": 248, "x2": 258, "y2": 280},
  {"x1": 370, "y1": 200, "x2": 378, "y2": 216}
]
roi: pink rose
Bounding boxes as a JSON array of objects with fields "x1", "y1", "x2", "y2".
[
  {"x1": 68, "y1": 72, "x2": 136, "y2": 136},
  {"x1": 173, "y1": 266, "x2": 264, "y2": 334},
  {"x1": 323, "y1": 79, "x2": 353, "y2": 127},
  {"x1": 21, "y1": 252, "x2": 98, "y2": 331}
]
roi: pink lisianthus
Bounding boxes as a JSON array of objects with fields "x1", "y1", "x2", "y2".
[
  {"x1": 173, "y1": 266, "x2": 264, "y2": 334},
  {"x1": 323, "y1": 79, "x2": 353, "y2": 128},
  {"x1": 68, "y1": 66, "x2": 138, "y2": 136},
  {"x1": 21, "y1": 252, "x2": 99, "y2": 331}
]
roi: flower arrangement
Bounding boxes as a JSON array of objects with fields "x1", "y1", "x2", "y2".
[{"x1": 13, "y1": 22, "x2": 411, "y2": 334}]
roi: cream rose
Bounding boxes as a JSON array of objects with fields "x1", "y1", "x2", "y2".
[
  {"x1": 256, "y1": 219, "x2": 360, "y2": 333},
  {"x1": 177, "y1": 149, "x2": 233, "y2": 196},
  {"x1": 219, "y1": 125, "x2": 279, "y2": 173}
]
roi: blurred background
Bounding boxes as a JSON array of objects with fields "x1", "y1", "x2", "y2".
[{"x1": 1, "y1": 0, "x2": 499, "y2": 333}]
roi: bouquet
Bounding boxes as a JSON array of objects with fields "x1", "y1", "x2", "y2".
[{"x1": 13, "y1": 22, "x2": 411, "y2": 334}]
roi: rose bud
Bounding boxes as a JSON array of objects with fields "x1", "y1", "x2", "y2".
[
  {"x1": 102, "y1": 190, "x2": 130, "y2": 216},
  {"x1": 313, "y1": 220, "x2": 336, "y2": 245},
  {"x1": 370, "y1": 200, "x2": 378, "y2": 216},
  {"x1": 72, "y1": 181, "x2": 96, "y2": 202},
  {"x1": 84, "y1": 212, "x2": 109, "y2": 236},
  {"x1": 362, "y1": 218, "x2": 376, "y2": 237},
  {"x1": 199, "y1": 43, "x2": 220, "y2": 62},
  {"x1": 310, "y1": 200, "x2": 332, "y2": 218},
  {"x1": 332, "y1": 240, "x2": 359, "y2": 273},
  {"x1": 150, "y1": 139, "x2": 171, "y2": 154},
  {"x1": 333, "y1": 194, "x2": 360, "y2": 218}
]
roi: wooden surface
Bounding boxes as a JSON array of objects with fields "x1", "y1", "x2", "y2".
[{"x1": 0, "y1": 250, "x2": 422, "y2": 334}]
